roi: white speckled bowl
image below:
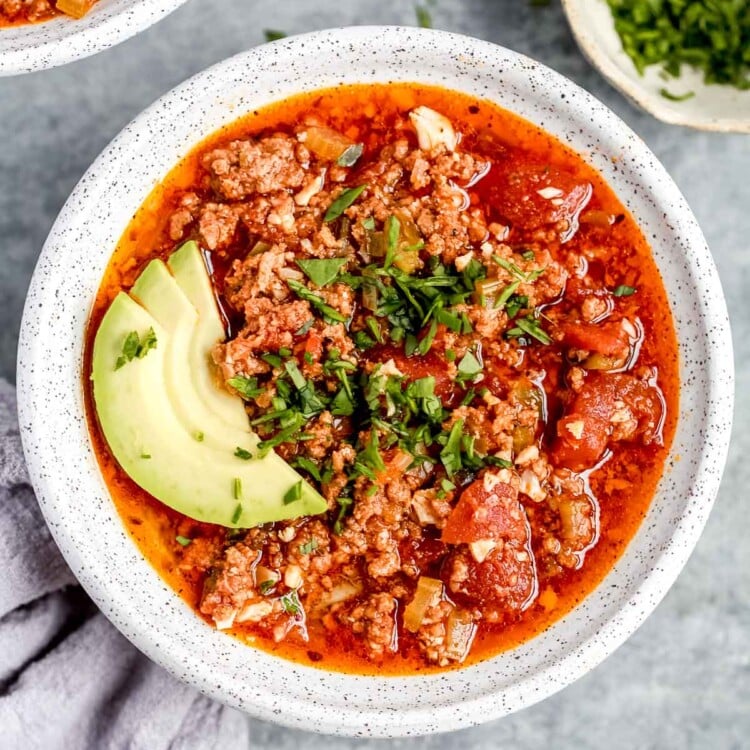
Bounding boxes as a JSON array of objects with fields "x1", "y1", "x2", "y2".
[
  {"x1": 562, "y1": 0, "x2": 750, "y2": 133},
  {"x1": 17, "y1": 27, "x2": 734, "y2": 737},
  {"x1": 0, "y1": 0, "x2": 188, "y2": 76}
]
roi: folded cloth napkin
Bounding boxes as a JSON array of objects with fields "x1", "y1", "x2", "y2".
[{"x1": 0, "y1": 379, "x2": 251, "y2": 750}]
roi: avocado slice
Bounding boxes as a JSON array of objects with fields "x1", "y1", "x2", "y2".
[{"x1": 91, "y1": 242, "x2": 327, "y2": 528}]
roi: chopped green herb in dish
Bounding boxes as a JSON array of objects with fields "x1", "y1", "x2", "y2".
[{"x1": 607, "y1": 0, "x2": 750, "y2": 91}]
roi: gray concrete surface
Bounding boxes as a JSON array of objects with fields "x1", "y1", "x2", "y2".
[{"x1": 1, "y1": 0, "x2": 748, "y2": 747}]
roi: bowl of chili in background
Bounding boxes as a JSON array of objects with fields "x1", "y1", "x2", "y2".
[
  {"x1": 16, "y1": 26, "x2": 733, "y2": 736},
  {"x1": 0, "y1": 0, "x2": 189, "y2": 76}
]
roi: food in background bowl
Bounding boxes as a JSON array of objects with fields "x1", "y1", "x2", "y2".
[
  {"x1": 1, "y1": 0, "x2": 97, "y2": 25},
  {"x1": 86, "y1": 83, "x2": 678, "y2": 673}
]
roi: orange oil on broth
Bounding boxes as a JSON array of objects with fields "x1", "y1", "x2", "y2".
[{"x1": 84, "y1": 83, "x2": 679, "y2": 675}]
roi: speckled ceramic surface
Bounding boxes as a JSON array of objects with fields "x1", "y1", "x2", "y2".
[
  {"x1": 0, "y1": 0, "x2": 188, "y2": 76},
  {"x1": 16, "y1": 27, "x2": 734, "y2": 737},
  {"x1": 562, "y1": 0, "x2": 750, "y2": 133}
]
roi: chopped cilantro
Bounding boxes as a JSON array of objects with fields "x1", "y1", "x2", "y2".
[
  {"x1": 299, "y1": 539, "x2": 318, "y2": 555},
  {"x1": 175, "y1": 535, "x2": 192, "y2": 547},
  {"x1": 227, "y1": 375, "x2": 264, "y2": 400},
  {"x1": 613, "y1": 284, "x2": 637, "y2": 297},
  {"x1": 324, "y1": 185, "x2": 367, "y2": 222},
  {"x1": 234, "y1": 447, "x2": 253, "y2": 460},
  {"x1": 231, "y1": 503, "x2": 243, "y2": 525},
  {"x1": 264, "y1": 29, "x2": 286, "y2": 41},
  {"x1": 457, "y1": 349, "x2": 483, "y2": 378},
  {"x1": 115, "y1": 327, "x2": 157, "y2": 370},
  {"x1": 296, "y1": 257, "x2": 348, "y2": 287},
  {"x1": 287, "y1": 279, "x2": 347, "y2": 324},
  {"x1": 280, "y1": 590, "x2": 302, "y2": 615},
  {"x1": 284, "y1": 480, "x2": 303, "y2": 505}
]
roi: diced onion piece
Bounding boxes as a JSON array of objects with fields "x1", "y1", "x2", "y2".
[
  {"x1": 316, "y1": 580, "x2": 362, "y2": 609},
  {"x1": 519, "y1": 468, "x2": 546, "y2": 502},
  {"x1": 445, "y1": 609, "x2": 476, "y2": 663},
  {"x1": 537, "y1": 186, "x2": 564, "y2": 200},
  {"x1": 409, "y1": 107, "x2": 458, "y2": 153},
  {"x1": 403, "y1": 576, "x2": 443, "y2": 633},
  {"x1": 303, "y1": 126, "x2": 354, "y2": 162},
  {"x1": 236, "y1": 600, "x2": 274, "y2": 623},
  {"x1": 468, "y1": 539, "x2": 497, "y2": 563},
  {"x1": 56, "y1": 0, "x2": 95, "y2": 18},
  {"x1": 284, "y1": 564, "x2": 303, "y2": 589},
  {"x1": 386, "y1": 449, "x2": 413, "y2": 474},
  {"x1": 213, "y1": 608, "x2": 238, "y2": 631}
]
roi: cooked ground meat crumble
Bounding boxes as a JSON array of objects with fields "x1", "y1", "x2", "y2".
[{"x1": 89, "y1": 84, "x2": 678, "y2": 673}]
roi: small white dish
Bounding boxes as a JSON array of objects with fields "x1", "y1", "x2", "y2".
[
  {"x1": 0, "y1": 0, "x2": 189, "y2": 76},
  {"x1": 16, "y1": 26, "x2": 734, "y2": 737},
  {"x1": 562, "y1": 0, "x2": 750, "y2": 133}
]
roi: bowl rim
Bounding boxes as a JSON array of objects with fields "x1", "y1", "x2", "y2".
[
  {"x1": 16, "y1": 25, "x2": 734, "y2": 737},
  {"x1": 0, "y1": 0, "x2": 189, "y2": 76},
  {"x1": 561, "y1": 0, "x2": 750, "y2": 134}
]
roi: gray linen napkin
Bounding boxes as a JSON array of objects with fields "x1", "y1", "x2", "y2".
[{"x1": 0, "y1": 379, "x2": 250, "y2": 750}]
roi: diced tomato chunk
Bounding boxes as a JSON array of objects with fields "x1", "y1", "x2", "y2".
[
  {"x1": 560, "y1": 321, "x2": 629, "y2": 358},
  {"x1": 441, "y1": 479, "x2": 526, "y2": 545},
  {"x1": 301, "y1": 328, "x2": 324, "y2": 361},
  {"x1": 552, "y1": 372, "x2": 663, "y2": 471}
]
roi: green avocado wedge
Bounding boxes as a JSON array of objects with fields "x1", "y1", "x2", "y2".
[{"x1": 91, "y1": 241, "x2": 327, "y2": 528}]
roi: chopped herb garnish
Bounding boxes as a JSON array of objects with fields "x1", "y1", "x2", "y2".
[
  {"x1": 507, "y1": 315, "x2": 552, "y2": 345},
  {"x1": 445, "y1": 348, "x2": 456, "y2": 362},
  {"x1": 362, "y1": 216, "x2": 376, "y2": 231},
  {"x1": 233, "y1": 477, "x2": 242, "y2": 500},
  {"x1": 291, "y1": 457, "x2": 321, "y2": 482},
  {"x1": 416, "y1": 318, "x2": 438, "y2": 356},
  {"x1": 287, "y1": 279, "x2": 347, "y2": 324},
  {"x1": 295, "y1": 318, "x2": 314, "y2": 336},
  {"x1": 299, "y1": 539, "x2": 318, "y2": 555},
  {"x1": 440, "y1": 419, "x2": 464, "y2": 478},
  {"x1": 613, "y1": 284, "x2": 637, "y2": 297},
  {"x1": 227, "y1": 375, "x2": 264, "y2": 400},
  {"x1": 495, "y1": 281, "x2": 521, "y2": 311},
  {"x1": 115, "y1": 327, "x2": 157, "y2": 370},
  {"x1": 660, "y1": 88, "x2": 695, "y2": 101},
  {"x1": 296, "y1": 257, "x2": 348, "y2": 287},
  {"x1": 304, "y1": 351, "x2": 314, "y2": 365},
  {"x1": 259, "y1": 579, "x2": 276, "y2": 595},
  {"x1": 140, "y1": 453, "x2": 151, "y2": 459},
  {"x1": 415, "y1": 4, "x2": 432, "y2": 28},
  {"x1": 284, "y1": 480, "x2": 303, "y2": 505},
  {"x1": 234, "y1": 447, "x2": 253, "y2": 460},
  {"x1": 522, "y1": 250, "x2": 536, "y2": 261},
  {"x1": 231, "y1": 503, "x2": 243, "y2": 525},
  {"x1": 493, "y1": 255, "x2": 545, "y2": 283},
  {"x1": 608, "y1": 0, "x2": 750, "y2": 91},
  {"x1": 193, "y1": 431, "x2": 204, "y2": 442},
  {"x1": 457, "y1": 349, "x2": 483, "y2": 379},
  {"x1": 324, "y1": 185, "x2": 367, "y2": 222},
  {"x1": 264, "y1": 29, "x2": 286, "y2": 42},
  {"x1": 337, "y1": 143, "x2": 364, "y2": 168},
  {"x1": 383, "y1": 215, "x2": 401, "y2": 270},
  {"x1": 175, "y1": 535, "x2": 192, "y2": 547},
  {"x1": 280, "y1": 590, "x2": 302, "y2": 614}
]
